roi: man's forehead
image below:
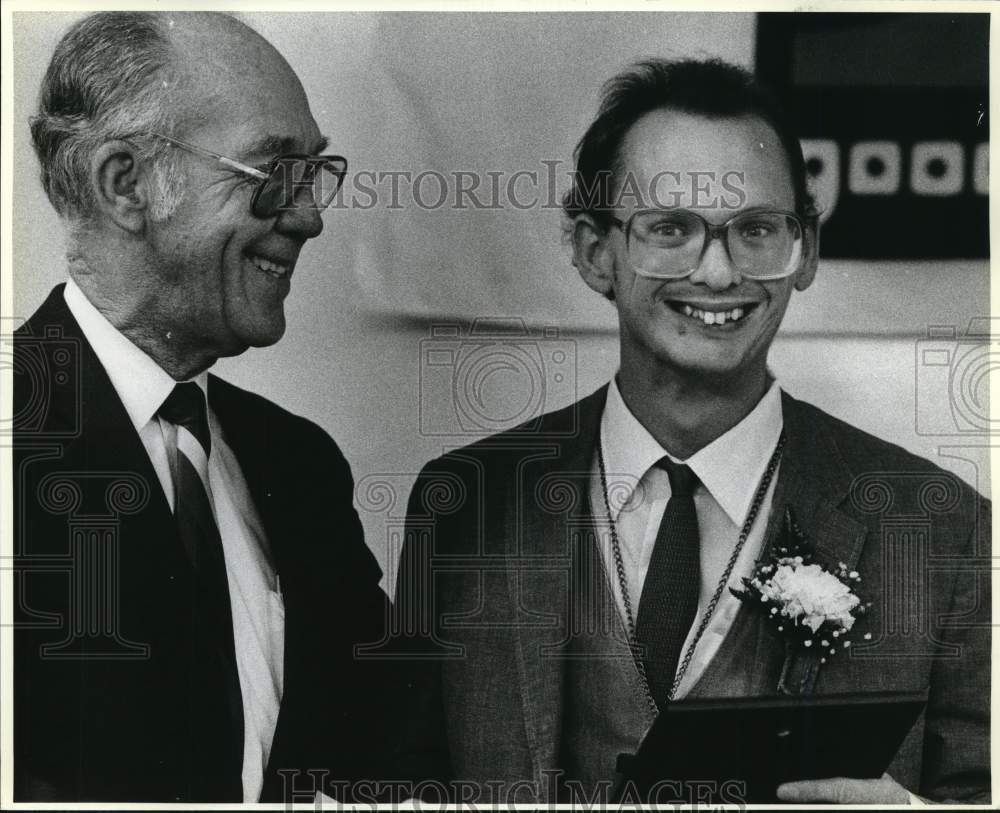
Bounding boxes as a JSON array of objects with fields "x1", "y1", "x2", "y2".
[
  {"x1": 165, "y1": 12, "x2": 278, "y2": 63},
  {"x1": 164, "y1": 13, "x2": 323, "y2": 154},
  {"x1": 168, "y1": 61, "x2": 326, "y2": 159},
  {"x1": 617, "y1": 108, "x2": 794, "y2": 208},
  {"x1": 623, "y1": 109, "x2": 783, "y2": 166}
]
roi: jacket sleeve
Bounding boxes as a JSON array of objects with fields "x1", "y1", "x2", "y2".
[
  {"x1": 386, "y1": 461, "x2": 459, "y2": 795},
  {"x1": 919, "y1": 498, "x2": 991, "y2": 803}
]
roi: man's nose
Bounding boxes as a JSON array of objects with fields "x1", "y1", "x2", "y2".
[
  {"x1": 275, "y1": 196, "x2": 324, "y2": 240},
  {"x1": 687, "y1": 235, "x2": 741, "y2": 290}
]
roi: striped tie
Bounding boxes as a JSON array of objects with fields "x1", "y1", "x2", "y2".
[{"x1": 158, "y1": 383, "x2": 243, "y2": 799}]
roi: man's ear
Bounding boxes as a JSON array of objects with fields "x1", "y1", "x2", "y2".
[
  {"x1": 90, "y1": 141, "x2": 151, "y2": 233},
  {"x1": 793, "y1": 217, "x2": 820, "y2": 292},
  {"x1": 572, "y1": 215, "x2": 616, "y2": 298}
]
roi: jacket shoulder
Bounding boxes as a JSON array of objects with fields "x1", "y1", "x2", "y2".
[
  {"x1": 208, "y1": 375, "x2": 351, "y2": 466},
  {"x1": 786, "y1": 394, "x2": 989, "y2": 506},
  {"x1": 13, "y1": 285, "x2": 70, "y2": 338},
  {"x1": 419, "y1": 387, "x2": 604, "y2": 473}
]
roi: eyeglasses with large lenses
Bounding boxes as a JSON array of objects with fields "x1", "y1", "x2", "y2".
[
  {"x1": 251, "y1": 155, "x2": 348, "y2": 219},
  {"x1": 624, "y1": 208, "x2": 805, "y2": 280}
]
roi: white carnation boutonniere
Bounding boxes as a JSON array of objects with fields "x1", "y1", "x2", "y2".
[{"x1": 731, "y1": 508, "x2": 872, "y2": 669}]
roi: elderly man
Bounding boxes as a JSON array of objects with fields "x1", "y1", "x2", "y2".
[
  {"x1": 13, "y1": 12, "x2": 387, "y2": 802},
  {"x1": 392, "y1": 59, "x2": 989, "y2": 804}
]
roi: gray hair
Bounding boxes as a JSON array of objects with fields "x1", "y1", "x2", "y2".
[{"x1": 29, "y1": 11, "x2": 185, "y2": 224}]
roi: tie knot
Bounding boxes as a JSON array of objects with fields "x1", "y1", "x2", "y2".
[
  {"x1": 657, "y1": 457, "x2": 697, "y2": 496},
  {"x1": 159, "y1": 382, "x2": 211, "y2": 454}
]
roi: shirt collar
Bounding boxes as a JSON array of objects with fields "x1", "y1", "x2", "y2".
[
  {"x1": 601, "y1": 380, "x2": 668, "y2": 520},
  {"x1": 64, "y1": 278, "x2": 209, "y2": 433},
  {"x1": 600, "y1": 376, "x2": 784, "y2": 526}
]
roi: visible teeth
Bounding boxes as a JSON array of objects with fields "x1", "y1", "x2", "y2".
[
  {"x1": 677, "y1": 304, "x2": 750, "y2": 324},
  {"x1": 250, "y1": 254, "x2": 289, "y2": 279}
]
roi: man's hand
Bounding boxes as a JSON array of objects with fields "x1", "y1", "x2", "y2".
[{"x1": 776, "y1": 773, "x2": 911, "y2": 804}]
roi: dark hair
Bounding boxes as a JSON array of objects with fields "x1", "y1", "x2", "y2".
[
  {"x1": 562, "y1": 58, "x2": 813, "y2": 228},
  {"x1": 29, "y1": 12, "x2": 180, "y2": 221}
]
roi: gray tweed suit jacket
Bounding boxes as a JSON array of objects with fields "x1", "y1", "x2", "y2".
[{"x1": 391, "y1": 385, "x2": 990, "y2": 804}]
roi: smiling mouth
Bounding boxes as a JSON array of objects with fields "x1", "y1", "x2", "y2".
[
  {"x1": 247, "y1": 252, "x2": 291, "y2": 280},
  {"x1": 666, "y1": 301, "x2": 760, "y2": 325}
]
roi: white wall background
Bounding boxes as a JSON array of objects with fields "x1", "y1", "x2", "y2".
[{"x1": 10, "y1": 12, "x2": 991, "y2": 588}]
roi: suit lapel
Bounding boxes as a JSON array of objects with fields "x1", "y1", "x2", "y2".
[
  {"x1": 695, "y1": 390, "x2": 869, "y2": 696},
  {"x1": 209, "y1": 378, "x2": 304, "y2": 787},
  {"x1": 24, "y1": 286, "x2": 177, "y2": 560},
  {"x1": 776, "y1": 391, "x2": 867, "y2": 573},
  {"x1": 207, "y1": 380, "x2": 280, "y2": 570},
  {"x1": 508, "y1": 386, "x2": 608, "y2": 786},
  {"x1": 208, "y1": 379, "x2": 265, "y2": 516},
  {"x1": 15, "y1": 285, "x2": 209, "y2": 751}
]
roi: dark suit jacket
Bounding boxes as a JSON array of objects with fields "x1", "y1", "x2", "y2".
[
  {"x1": 391, "y1": 385, "x2": 990, "y2": 804},
  {"x1": 13, "y1": 285, "x2": 390, "y2": 802}
]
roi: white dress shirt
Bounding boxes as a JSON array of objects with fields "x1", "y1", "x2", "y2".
[
  {"x1": 590, "y1": 377, "x2": 783, "y2": 699},
  {"x1": 64, "y1": 279, "x2": 284, "y2": 802}
]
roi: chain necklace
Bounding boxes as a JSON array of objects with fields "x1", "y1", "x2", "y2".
[{"x1": 597, "y1": 431, "x2": 786, "y2": 713}]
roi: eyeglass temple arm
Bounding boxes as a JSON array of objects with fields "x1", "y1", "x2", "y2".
[
  {"x1": 151, "y1": 132, "x2": 269, "y2": 180},
  {"x1": 216, "y1": 155, "x2": 268, "y2": 180}
]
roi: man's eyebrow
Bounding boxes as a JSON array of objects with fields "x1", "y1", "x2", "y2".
[{"x1": 241, "y1": 134, "x2": 331, "y2": 158}]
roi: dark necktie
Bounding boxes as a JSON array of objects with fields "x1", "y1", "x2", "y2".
[
  {"x1": 158, "y1": 383, "x2": 244, "y2": 799},
  {"x1": 634, "y1": 458, "x2": 701, "y2": 711}
]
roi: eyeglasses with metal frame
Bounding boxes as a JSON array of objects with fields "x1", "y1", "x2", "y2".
[{"x1": 150, "y1": 132, "x2": 347, "y2": 219}]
